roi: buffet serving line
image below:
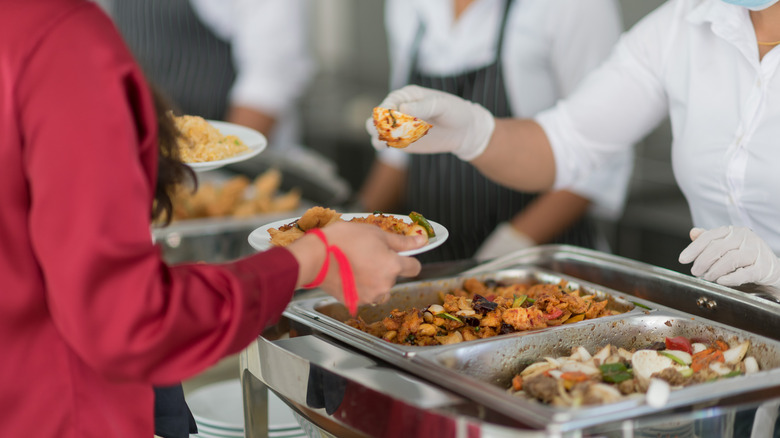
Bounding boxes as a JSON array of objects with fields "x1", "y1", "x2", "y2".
[
  {"x1": 239, "y1": 245, "x2": 780, "y2": 438},
  {"x1": 159, "y1": 116, "x2": 780, "y2": 437}
]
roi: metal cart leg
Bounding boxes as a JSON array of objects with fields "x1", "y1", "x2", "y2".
[{"x1": 242, "y1": 368, "x2": 269, "y2": 438}]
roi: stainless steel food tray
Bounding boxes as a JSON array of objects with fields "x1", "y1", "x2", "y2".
[
  {"x1": 284, "y1": 267, "x2": 652, "y2": 359},
  {"x1": 282, "y1": 262, "x2": 780, "y2": 433},
  {"x1": 409, "y1": 311, "x2": 780, "y2": 432}
]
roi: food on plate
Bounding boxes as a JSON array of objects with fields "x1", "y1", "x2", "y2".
[
  {"x1": 508, "y1": 336, "x2": 758, "y2": 407},
  {"x1": 372, "y1": 107, "x2": 433, "y2": 148},
  {"x1": 166, "y1": 168, "x2": 301, "y2": 221},
  {"x1": 267, "y1": 207, "x2": 434, "y2": 247},
  {"x1": 345, "y1": 278, "x2": 624, "y2": 346},
  {"x1": 173, "y1": 114, "x2": 249, "y2": 162}
]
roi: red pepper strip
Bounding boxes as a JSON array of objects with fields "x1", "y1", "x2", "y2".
[
  {"x1": 544, "y1": 308, "x2": 564, "y2": 320},
  {"x1": 665, "y1": 336, "x2": 693, "y2": 354}
]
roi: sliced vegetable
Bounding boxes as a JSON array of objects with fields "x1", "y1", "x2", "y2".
[
  {"x1": 691, "y1": 348, "x2": 724, "y2": 372},
  {"x1": 632, "y1": 350, "x2": 679, "y2": 382},
  {"x1": 665, "y1": 336, "x2": 693, "y2": 354},
  {"x1": 544, "y1": 308, "x2": 564, "y2": 320},
  {"x1": 599, "y1": 362, "x2": 633, "y2": 383},
  {"x1": 593, "y1": 345, "x2": 612, "y2": 363},
  {"x1": 512, "y1": 294, "x2": 528, "y2": 308},
  {"x1": 564, "y1": 314, "x2": 585, "y2": 324},
  {"x1": 691, "y1": 342, "x2": 709, "y2": 354},
  {"x1": 439, "y1": 312, "x2": 463, "y2": 323},
  {"x1": 709, "y1": 361, "x2": 733, "y2": 376},
  {"x1": 560, "y1": 371, "x2": 590, "y2": 383},
  {"x1": 646, "y1": 378, "x2": 671, "y2": 408},
  {"x1": 511, "y1": 374, "x2": 524, "y2": 391},
  {"x1": 427, "y1": 304, "x2": 445, "y2": 315},
  {"x1": 631, "y1": 301, "x2": 652, "y2": 310},
  {"x1": 744, "y1": 356, "x2": 759, "y2": 374},
  {"x1": 409, "y1": 211, "x2": 435, "y2": 237},
  {"x1": 722, "y1": 341, "x2": 750, "y2": 365},
  {"x1": 659, "y1": 350, "x2": 692, "y2": 366}
]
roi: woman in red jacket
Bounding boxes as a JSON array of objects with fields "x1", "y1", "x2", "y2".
[{"x1": 0, "y1": 1, "x2": 423, "y2": 437}]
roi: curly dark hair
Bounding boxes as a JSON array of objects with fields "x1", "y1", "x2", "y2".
[{"x1": 149, "y1": 87, "x2": 196, "y2": 226}]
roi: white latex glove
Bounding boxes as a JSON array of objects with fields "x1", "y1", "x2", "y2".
[
  {"x1": 366, "y1": 85, "x2": 495, "y2": 161},
  {"x1": 678, "y1": 226, "x2": 780, "y2": 290},
  {"x1": 474, "y1": 222, "x2": 536, "y2": 262}
]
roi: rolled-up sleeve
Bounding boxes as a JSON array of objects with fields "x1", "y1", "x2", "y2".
[{"x1": 536, "y1": 1, "x2": 673, "y2": 197}]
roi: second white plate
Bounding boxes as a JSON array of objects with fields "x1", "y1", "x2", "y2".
[{"x1": 186, "y1": 120, "x2": 267, "y2": 173}]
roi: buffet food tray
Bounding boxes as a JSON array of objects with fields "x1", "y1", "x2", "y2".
[
  {"x1": 410, "y1": 312, "x2": 780, "y2": 431},
  {"x1": 283, "y1": 265, "x2": 780, "y2": 433},
  {"x1": 285, "y1": 268, "x2": 648, "y2": 359}
]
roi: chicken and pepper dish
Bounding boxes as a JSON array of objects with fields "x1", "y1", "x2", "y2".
[{"x1": 346, "y1": 278, "x2": 625, "y2": 346}]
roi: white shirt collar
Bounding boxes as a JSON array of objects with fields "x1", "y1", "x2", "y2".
[{"x1": 688, "y1": 0, "x2": 759, "y2": 65}]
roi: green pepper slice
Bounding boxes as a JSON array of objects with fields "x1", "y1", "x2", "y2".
[
  {"x1": 512, "y1": 295, "x2": 528, "y2": 308},
  {"x1": 599, "y1": 362, "x2": 633, "y2": 383},
  {"x1": 439, "y1": 312, "x2": 462, "y2": 323},
  {"x1": 659, "y1": 351, "x2": 688, "y2": 366},
  {"x1": 409, "y1": 211, "x2": 435, "y2": 237}
]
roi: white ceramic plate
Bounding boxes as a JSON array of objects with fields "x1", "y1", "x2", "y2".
[
  {"x1": 247, "y1": 213, "x2": 449, "y2": 257},
  {"x1": 186, "y1": 120, "x2": 267, "y2": 172},
  {"x1": 187, "y1": 379, "x2": 300, "y2": 431}
]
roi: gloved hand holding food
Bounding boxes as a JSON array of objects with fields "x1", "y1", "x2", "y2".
[
  {"x1": 678, "y1": 226, "x2": 780, "y2": 292},
  {"x1": 366, "y1": 85, "x2": 495, "y2": 161}
]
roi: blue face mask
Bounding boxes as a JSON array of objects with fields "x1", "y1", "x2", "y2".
[{"x1": 721, "y1": 0, "x2": 780, "y2": 10}]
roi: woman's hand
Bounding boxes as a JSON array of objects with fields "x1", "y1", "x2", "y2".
[
  {"x1": 289, "y1": 222, "x2": 425, "y2": 305},
  {"x1": 366, "y1": 85, "x2": 495, "y2": 161},
  {"x1": 679, "y1": 226, "x2": 780, "y2": 290}
]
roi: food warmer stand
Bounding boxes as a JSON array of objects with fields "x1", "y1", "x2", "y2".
[{"x1": 239, "y1": 245, "x2": 780, "y2": 437}]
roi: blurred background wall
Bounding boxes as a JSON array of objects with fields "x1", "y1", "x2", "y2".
[{"x1": 300, "y1": 0, "x2": 691, "y2": 273}]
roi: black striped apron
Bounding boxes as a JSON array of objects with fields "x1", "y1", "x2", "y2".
[
  {"x1": 113, "y1": 3, "x2": 215, "y2": 436},
  {"x1": 112, "y1": 0, "x2": 236, "y2": 120},
  {"x1": 405, "y1": 0, "x2": 595, "y2": 263}
]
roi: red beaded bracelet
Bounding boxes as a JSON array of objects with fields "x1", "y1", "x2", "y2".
[{"x1": 301, "y1": 228, "x2": 359, "y2": 316}]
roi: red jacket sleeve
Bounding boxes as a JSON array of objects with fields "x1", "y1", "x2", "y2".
[{"x1": 17, "y1": 4, "x2": 297, "y2": 385}]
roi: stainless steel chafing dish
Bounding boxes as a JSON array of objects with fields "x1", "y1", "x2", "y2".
[
  {"x1": 284, "y1": 268, "x2": 645, "y2": 360},
  {"x1": 240, "y1": 245, "x2": 780, "y2": 437}
]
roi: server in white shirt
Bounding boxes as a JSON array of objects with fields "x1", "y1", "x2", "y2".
[
  {"x1": 369, "y1": 0, "x2": 780, "y2": 295},
  {"x1": 111, "y1": 0, "x2": 314, "y2": 153},
  {"x1": 359, "y1": 0, "x2": 634, "y2": 263}
]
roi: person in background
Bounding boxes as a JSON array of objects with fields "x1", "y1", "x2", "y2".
[
  {"x1": 358, "y1": 0, "x2": 634, "y2": 263},
  {"x1": 108, "y1": 0, "x2": 314, "y2": 156},
  {"x1": 367, "y1": 0, "x2": 780, "y2": 297},
  {"x1": 0, "y1": 2, "x2": 424, "y2": 437}
]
